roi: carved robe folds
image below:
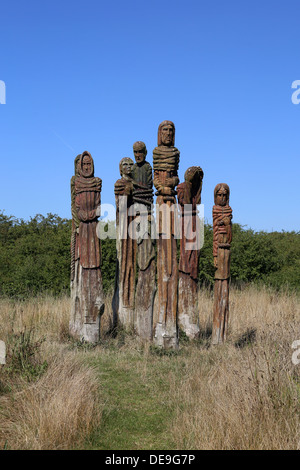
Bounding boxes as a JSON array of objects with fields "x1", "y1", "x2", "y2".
[
  {"x1": 70, "y1": 152, "x2": 105, "y2": 343},
  {"x1": 212, "y1": 184, "x2": 232, "y2": 345},
  {"x1": 132, "y1": 160, "x2": 156, "y2": 341},
  {"x1": 177, "y1": 166, "x2": 204, "y2": 339},
  {"x1": 113, "y1": 163, "x2": 137, "y2": 330},
  {"x1": 152, "y1": 121, "x2": 180, "y2": 349}
]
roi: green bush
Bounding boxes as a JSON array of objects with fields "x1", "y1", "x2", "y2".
[
  {"x1": 0, "y1": 211, "x2": 299, "y2": 297},
  {"x1": 0, "y1": 213, "x2": 71, "y2": 297}
]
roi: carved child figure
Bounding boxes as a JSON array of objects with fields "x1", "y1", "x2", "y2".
[{"x1": 112, "y1": 157, "x2": 137, "y2": 329}]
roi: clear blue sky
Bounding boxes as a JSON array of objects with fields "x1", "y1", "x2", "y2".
[{"x1": 0, "y1": 0, "x2": 299, "y2": 232}]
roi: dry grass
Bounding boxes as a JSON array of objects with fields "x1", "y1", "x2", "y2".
[
  {"x1": 0, "y1": 352, "x2": 101, "y2": 450},
  {"x1": 0, "y1": 294, "x2": 71, "y2": 343},
  {"x1": 171, "y1": 285, "x2": 300, "y2": 449},
  {"x1": 0, "y1": 285, "x2": 299, "y2": 450},
  {"x1": 0, "y1": 295, "x2": 103, "y2": 450}
]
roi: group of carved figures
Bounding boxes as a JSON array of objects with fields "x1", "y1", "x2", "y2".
[{"x1": 70, "y1": 121, "x2": 233, "y2": 349}]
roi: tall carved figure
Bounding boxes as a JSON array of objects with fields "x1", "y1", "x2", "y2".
[
  {"x1": 212, "y1": 183, "x2": 232, "y2": 345},
  {"x1": 177, "y1": 166, "x2": 204, "y2": 339},
  {"x1": 153, "y1": 121, "x2": 180, "y2": 349},
  {"x1": 112, "y1": 157, "x2": 137, "y2": 330},
  {"x1": 70, "y1": 151, "x2": 105, "y2": 343},
  {"x1": 132, "y1": 141, "x2": 156, "y2": 340}
]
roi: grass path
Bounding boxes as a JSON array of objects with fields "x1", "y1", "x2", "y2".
[{"x1": 83, "y1": 343, "x2": 184, "y2": 450}]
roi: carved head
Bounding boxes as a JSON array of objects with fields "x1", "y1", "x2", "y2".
[
  {"x1": 184, "y1": 166, "x2": 204, "y2": 184},
  {"x1": 157, "y1": 120, "x2": 175, "y2": 147},
  {"x1": 74, "y1": 154, "x2": 81, "y2": 176},
  {"x1": 133, "y1": 141, "x2": 147, "y2": 165},
  {"x1": 119, "y1": 157, "x2": 134, "y2": 178},
  {"x1": 79, "y1": 151, "x2": 94, "y2": 178},
  {"x1": 214, "y1": 183, "x2": 230, "y2": 206}
]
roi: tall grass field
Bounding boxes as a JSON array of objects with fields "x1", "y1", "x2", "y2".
[{"x1": 0, "y1": 285, "x2": 299, "y2": 450}]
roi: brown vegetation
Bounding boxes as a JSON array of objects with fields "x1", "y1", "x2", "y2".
[
  {"x1": 0, "y1": 286, "x2": 299, "y2": 450},
  {"x1": 0, "y1": 296, "x2": 102, "y2": 450},
  {"x1": 173, "y1": 289, "x2": 300, "y2": 449}
]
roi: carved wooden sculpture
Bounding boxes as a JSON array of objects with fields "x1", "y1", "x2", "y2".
[
  {"x1": 70, "y1": 151, "x2": 105, "y2": 342},
  {"x1": 70, "y1": 154, "x2": 81, "y2": 283},
  {"x1": 132, "y1": 141, "x2": 156, "y2": 340},
  {"x1": 177, "y1": 166, "x2": 204, "y2": 339},
  {"x1": 112, "y1": 157, "x2": 137, "y2": 330},
  {"x1": 153, "y1": 121, "x2": 180, "y2": 349},
  {"x1": 212, "y1": 183, "x2": 232, "y2": 345}
]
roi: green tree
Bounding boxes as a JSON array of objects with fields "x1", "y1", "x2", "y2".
[{"x1": 0, "y1": 211, "x2": 299, "y2": 297}]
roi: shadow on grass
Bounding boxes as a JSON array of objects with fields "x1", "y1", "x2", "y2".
[
  {"x1": 234, "y1": 328, "x2": 257, "y2": 349},
  {"x1": 149, "y1": 345, "x2": 181, "y2": 357}
]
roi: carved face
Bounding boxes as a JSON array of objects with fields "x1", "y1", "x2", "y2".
[
  {"x1": 133, "y1": 144, "x2": 146, "y2": 164},
  {"x1": 81, "y1": 155, "x2": 93, "y2": 177},
  {"x1": 215, "y1": 187, "x2": 228, "y2": 207},
  {"x1": 120, "y1": 158, "x2": 133, "y2": 177},
  {"x1": 161, "y1": 124, "x2": 174, "y2": 146}
]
